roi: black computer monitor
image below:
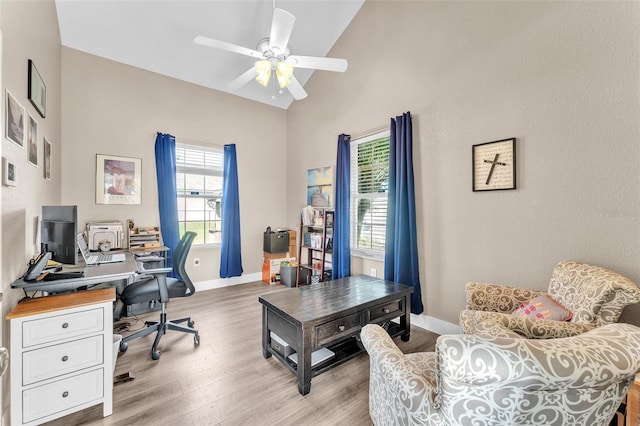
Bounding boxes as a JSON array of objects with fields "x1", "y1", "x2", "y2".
[{"x1": 41, "y1": 205, "x2": 78, "y2": 264}]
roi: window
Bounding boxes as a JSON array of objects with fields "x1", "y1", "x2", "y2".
[
  {"x1": 176, "y1": 143, "x2": 223, "y2": 245},
  {"x1": 350, "y1": 130, "x2": 390, "y2": 257}
]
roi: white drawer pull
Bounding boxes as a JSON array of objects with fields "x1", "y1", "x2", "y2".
[
  {"x1": 338, "y1": 325, "x2": 345, "y2": 331},
  {"x1": 61, "y1": 355, "x2": 68, "y2": 362},
  {"x1": 62, "y1": 391, "x2": 69, "y2": 398},
  {"x1": 62, "y1": 323, "x2": 69, "y2": 329},
  {"x1": 383, "y1": 308, "x2": 390, "y2": 314}
]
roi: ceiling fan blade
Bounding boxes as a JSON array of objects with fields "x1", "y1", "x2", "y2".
[
  {"x1": 269, "y1": 8, "x2": 296, "y2": 54},
  {"x1": 227, "y1": 67, "x2": 259, "y2": 92},
  {"x1": 287, "y1": 75, "x2": 308, "y2": 100},
  {"x1": 287, "y1": 55, "x2": 348, "y2": 72},
  {"x1": 193, "y1": 35, "x2": 263, "y2": 59}
]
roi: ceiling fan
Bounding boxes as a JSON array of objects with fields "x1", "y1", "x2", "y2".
[{"x1": 193, "y1": 7, "x2": 348, "y2": 100}]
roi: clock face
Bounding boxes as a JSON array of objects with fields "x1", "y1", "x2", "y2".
[{"x1": 472, "y1": 138, "x2": 516, "y2": 191}]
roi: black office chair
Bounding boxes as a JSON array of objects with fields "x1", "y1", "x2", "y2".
[{"x1": 119, "y1": 231, "x2": 200, "y2": 360}]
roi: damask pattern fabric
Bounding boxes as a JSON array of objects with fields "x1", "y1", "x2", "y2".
[
  {"x1": 460, "y1": 310, "x2": 595, "y2": 339},
  {"x1": 460, "y1": 261, "x2": 640, "y2": 337},
  {"x1": 361, "y1": 323, "x2": 640, "y2": 426}
]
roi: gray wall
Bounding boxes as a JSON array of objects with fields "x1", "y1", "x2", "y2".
[
  {"x1": 61, "y1": 48, "x2": 287, "y2": 283},
  {"x1": 286, "y1": 1, "x2": 640, "y2": 325},
  {"x1": 1, "y1": 0, "x2": 62, "y2": 420}
]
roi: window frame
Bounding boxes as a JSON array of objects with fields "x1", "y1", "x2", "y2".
[
  {"x1": 175, "y1": 142, "x2": 224, "y2": 247},
  {"x1": 349, "y1": 130, "x2": 391, "y2": 260}
]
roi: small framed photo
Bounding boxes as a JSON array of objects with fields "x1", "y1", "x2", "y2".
[
  {"x1": 44, "y1": 138, "x2": 51, "y2": 180},
  {"x1": 96, "y1": 154, "x2": 142, "y2": 205},
  {"x1": 28, "y1": 59, "x2": 46, "y2": 118},
  {"x1": 6, "y1": 90, "x2": 25, "y2": 147},
  {"x1": 28, "y1": 115, "x2": 38, "y2": 167},
  {"x1": 3, "y1": 157, "x2": 17, "y2": 187}
]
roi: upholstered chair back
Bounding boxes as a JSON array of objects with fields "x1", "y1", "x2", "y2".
[{"x1": 548, "y1": 261, "x2": 640, "y2": 326}]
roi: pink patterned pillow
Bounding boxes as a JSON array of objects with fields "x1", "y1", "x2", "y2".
[{"x1": 512, "y1": 294, "x2": 573, "y2": 321}]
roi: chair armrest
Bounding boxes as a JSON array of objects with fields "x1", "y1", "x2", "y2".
[
  {"x1": 136, "y1": 265, "x2": 172, "y2": 275},
  {"x1": 136, "y1": 255, "x2": 164, "y2": 263},
  {"x1": 360, "y1": 324, "x2": 441, "y2": 424},
  {"x1": 460, "y1": 310, "x2": 596, "y2": 339},
  {"x1": 465, "y1": 282, "x2": 546, "y2": 312},
  {"x1": 439, "y1": 323, "x2": 640, "y2": 389}
]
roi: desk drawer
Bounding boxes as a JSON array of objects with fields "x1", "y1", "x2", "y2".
[
  {"x1": 22, "y1": 368, "x2": 104, "y2": 424},
  {"x1": 316, "y1": 312, "x2": 362, "y2": 347},
  {"x1": 369, "y1": 299, "x2": 403, "y2": 323},
  {"x1": 23, "y1": 308, "x2": 104, "y2": 348},
  {"x1": 23, "y1": 335, "x2": 104, "y2": 386}
]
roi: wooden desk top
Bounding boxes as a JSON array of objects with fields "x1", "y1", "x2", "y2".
[{"x1": 6, "y1": 288, "x2": 116, "y2": 319}]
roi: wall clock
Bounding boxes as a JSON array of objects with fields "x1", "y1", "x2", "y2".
[{"x1": 472, "y1": 138, "x2": 516, "y2": 191}]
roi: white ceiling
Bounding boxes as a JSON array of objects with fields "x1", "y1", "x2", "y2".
[{"x1": 55, "y1": 0, "x2": 365, "y2": 109}]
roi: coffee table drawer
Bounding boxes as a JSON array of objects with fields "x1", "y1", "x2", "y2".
[
  {"x1": 316, "y1": 312, "x2": 362, "y2": 347},
  {"x1": 369, "y1": 299, "x2": 403, "y2": 322}
]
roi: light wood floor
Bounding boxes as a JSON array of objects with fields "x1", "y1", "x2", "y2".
[{"x1": 46, "y1": 281, "x2": 439, "y2": 426}]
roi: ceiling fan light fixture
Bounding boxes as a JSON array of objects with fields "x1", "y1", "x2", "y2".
[
  {"x1": 276, "y1": 61, "x2": 293, "y2": 88},
  {"x1": 255, "y1": 60, "x2": 272, "y2": 87}
]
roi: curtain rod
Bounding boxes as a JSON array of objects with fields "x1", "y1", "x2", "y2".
[
  {"x1": 152, "y1": 133, "x2": 223, "y2": 149},
  {"x1": 349, "y1": 124, "x2": 389, "y2": 141},
  {"x1": 349, "y1": 114, "x2": 414, "y2": 141}
]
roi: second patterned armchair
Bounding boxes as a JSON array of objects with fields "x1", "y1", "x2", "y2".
[
  {"x1": 361, "y1": 322, "x2": 640, "y2": 426},
  {"x1": 460, "y1": 260, "x2": 640, "y2": 339}
]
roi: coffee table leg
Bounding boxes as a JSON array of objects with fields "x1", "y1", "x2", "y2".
[
  {"x1": 297, "y1": 329, "x2": 312, "y2": 395},
  {"x1": 262, "y1": 306, "x2": 272, "y2": 359},
  {"x1": 401, "y1": 294, "x2": 411, "y2": 342}
]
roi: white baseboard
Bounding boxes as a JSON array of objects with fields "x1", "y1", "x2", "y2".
[
  {"x1": 411, "y1": 314, "x2": 460, "y2": 335},
  {"x1": 194, "y1": 272, "x2": 262, "y2": 292}
]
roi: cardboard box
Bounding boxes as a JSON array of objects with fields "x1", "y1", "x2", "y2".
[
  {"x1": 263, "y1": 251, "x2": 287, "y2": 259},
  {"x1": 261, "y1": 257, "x2": 296, "y2": 284}
]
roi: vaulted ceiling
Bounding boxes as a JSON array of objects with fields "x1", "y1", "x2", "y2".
[{"x1": 55, "y1": 0, "x2": 365, "y2": 109}]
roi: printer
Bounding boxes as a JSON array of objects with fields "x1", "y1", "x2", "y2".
[{"x1": 86, "y1": 221, "x2": 123, "y2": 251}]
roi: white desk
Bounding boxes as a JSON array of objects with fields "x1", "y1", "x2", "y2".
[{"x1": 7, "y1": 288, "x2": 116, "y2": 425}]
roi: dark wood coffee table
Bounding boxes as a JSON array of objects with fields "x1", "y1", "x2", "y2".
[{"x1": 259, "y1": 275, "x2": 413, "y2": 395}]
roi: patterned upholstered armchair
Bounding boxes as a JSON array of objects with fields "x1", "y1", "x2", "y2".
[
  {"x1": 360, "y1": 322, "x2": 640, "y2": 426},
  {"x1": 460, "y1": 261, "x2": 640, "y2": 339}
]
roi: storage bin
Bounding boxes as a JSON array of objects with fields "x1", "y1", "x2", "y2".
[
  {"x1": 280, "y1": 266, "x2": 297, "y2": 287},
  {"x1": 263, "y1": 231, "x2": 289, "y2": 253}
]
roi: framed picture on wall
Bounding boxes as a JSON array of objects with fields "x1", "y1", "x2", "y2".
[
  {"x1": 44, "y1": 138, "x2": 51, "y2": 180},
  {"x1": 27, "y1": 115, "x2": 38, "y2": 167},
  {"x1": 95, "y1": 154, "x2": 141, "y2": 205},
  {"x1": 28, "y1": 59, "x2": 46, "y2": 118},
  {"x1": 6, "y1": 90, "x2": 25, "y2": 147},
  {"x1": 3, "y1": 157, "x2": 17, "y2": 187},
  {"x1": 306, "y1": 165, "x2": 333, "y2": 208}
]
